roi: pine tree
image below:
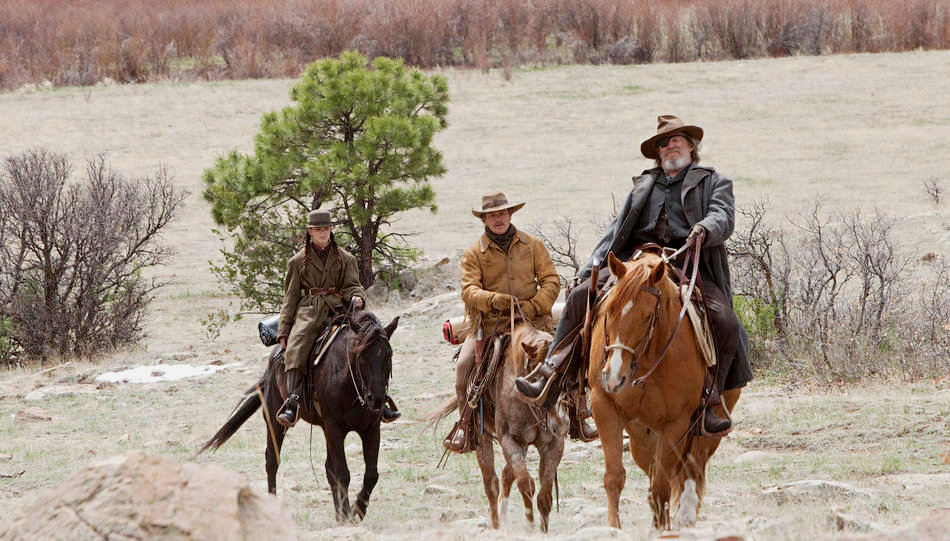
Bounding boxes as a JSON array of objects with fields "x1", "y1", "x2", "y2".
[{"x1": 203, "y1": 51, "x2": 448, "y2": 311}]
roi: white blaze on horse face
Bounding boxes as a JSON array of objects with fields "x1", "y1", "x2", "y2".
[
  {"x1": 605, "y1": 337, "x2": 628, "y2": 389},
  {"x1": 620, "y1": 300, "x2": 634, "y2": 317}
]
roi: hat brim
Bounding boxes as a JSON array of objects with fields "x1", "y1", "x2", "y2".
[
  {"x1": 472, "y1": 201, "x2": 525, "y2": 218},
  {"x1": 640, "y1": 125, "x2": 703, "y2": 160}
]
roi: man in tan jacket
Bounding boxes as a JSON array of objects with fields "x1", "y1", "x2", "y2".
[{"x1": 444, "y1": 192, "x2": 565, "y2": 452}]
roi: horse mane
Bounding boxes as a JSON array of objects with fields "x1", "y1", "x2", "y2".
[
  {"x1": 348, "y1": 310, "x2": 389, "y2": 356},
  {"x1": 605, "y1": 257, "x2": 654, "y2": 313}
]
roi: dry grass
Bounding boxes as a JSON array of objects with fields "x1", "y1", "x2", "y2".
[
  {"x1": 2, "y1": 0, "x2": 950, "y2": 89},
  {"x1": 2, "y1": 50, "x2": 950, "y2": 537}
]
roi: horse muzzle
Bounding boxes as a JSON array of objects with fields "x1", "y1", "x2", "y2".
[{"x1": 601, "y1": 368, "x2": 627, "y2": 395}]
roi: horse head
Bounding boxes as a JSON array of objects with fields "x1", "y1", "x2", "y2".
[
  {"x1": 600, "y1": 250, "x2": 666, "y2": 394},
  {"x1": 517, "y1": 325, "x2": 553, "y2": 373},
  {"x1": 348, "y1": 312, "x2": 399, "y2": 412}
]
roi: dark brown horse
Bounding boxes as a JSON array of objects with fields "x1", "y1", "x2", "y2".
[
  {"x1": 589, "y1": 251, "x2": 741, "y2": 530},
  {"x1": 199, "y1": 311, "x2": 398, "y2": 523},
  {"x1": 428, "y1": 322, "x2": 567, "y2": 532}
]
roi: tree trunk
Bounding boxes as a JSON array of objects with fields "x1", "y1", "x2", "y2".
[{"x1": 358, "y1": 222, "x2": 376, "y2": 287}]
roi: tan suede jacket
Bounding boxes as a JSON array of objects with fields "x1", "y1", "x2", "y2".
[{"x1": 460, "y1": 227, "x2": 560, "y2": 333}]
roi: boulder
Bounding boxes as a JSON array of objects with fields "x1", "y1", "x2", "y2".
[
  {"x1": 0, "y1": 450, "x2": 295, "y2": 540},
  {"x1": 12, "y1": 407, "x2": 52, "y2": 426},
  {"x1": 838, "y1": 509, "x2": 950, "y2": 541}
]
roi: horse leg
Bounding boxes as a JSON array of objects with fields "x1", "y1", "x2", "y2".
[
  {"x1": 323, "y1": 423, "x2": 352, "y2": 523},
  {"x1": 264, "y1": 384, "x2": 286, "y2": 494},
  {"x1": 593, "y1": 398, "x2": 626, "y2": 529},
  {"x1": 352, "y1": 423, "x2": 381, "y2": 522},
  {"x1": 649, "y1": 427, "x2": 689, "y2": 531},
  {"x1": 500, "y1": 463, "x2": 515, "y2": 524},
  {"x1": 500, "y1": 434, "x2": 535, "y2": 527},
  {"x1": 475, "y1": 435, "x2": 501, "y2": 529},
  {"x1": 536, "y1": 436, "x2": 565, "y2": 534}
]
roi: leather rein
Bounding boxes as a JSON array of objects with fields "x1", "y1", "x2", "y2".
[{"x1": 601, "y1": 236, "x2": 702, "y2": 389}]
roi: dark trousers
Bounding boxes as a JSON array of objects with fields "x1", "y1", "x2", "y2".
[{"x1": 549, "y1": 266, "x2": 739, "y2": 391}]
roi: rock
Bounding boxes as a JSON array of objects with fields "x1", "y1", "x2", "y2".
[
  {"x1": 761, "y1": 480, "x2": 872, "y2": 503},
  {"x1": 837, "y1": 509, "x2": 950, "y2": 540},
  {"x1": 734, "y1": 450, "x2": 771, "y2": 464},
  {"x1": 423, "y1": 484, "x2": 457, "y2": 496},
  {"x1": 388, "y1": 290, "x2": 402, "y2": 304},
  {"x1": 0, "y1": 454, "x2": 12, "y2": 461},
  {"x1": 0, "y1": 450, "x2": 295, "y2": 540},
  {"x1": 568, "y1": 525, "x2": 624, "y2": 540},
  {"x1": 830, "y1": 510, "x2": 886, "y2": 533},
  {"x1": 13, "y1": 407, "x2": 52, "y2": 426}
]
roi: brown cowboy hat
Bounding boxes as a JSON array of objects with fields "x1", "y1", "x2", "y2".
[
  {"x1": 471, "y1": 192, "x2": 525, "y2": 218},
  {"x1": 306, "y1": 209, "x2": 333, "y2": 228},
  {"x1": 640, "y1": 115, "x2": 704, "y2": 160}
]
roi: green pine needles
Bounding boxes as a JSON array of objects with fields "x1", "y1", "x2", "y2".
[{"x1": 203, "y1": 51, "x2": 449, "y2": 313}]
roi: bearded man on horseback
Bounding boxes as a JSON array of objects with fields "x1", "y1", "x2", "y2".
[
  {"x1": 276, "y1": 209, "x2": 400, "y2": 426},
  {"x1": 516, "y1": 115, "x2": 753, "y2": 436},
  {"x1": 444, "y1": 192, "x2": 596, "y2": 453}
]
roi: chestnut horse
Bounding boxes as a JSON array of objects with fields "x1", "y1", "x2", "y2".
[
  {"x1": 589, "y1": 250, "x2": 741, "y2": 530},
  {"x1": 199, "y1": 311, "x2": 398, "y2": 523},
  {"x1": 428, "y1": 322, "x2": 567, "y2": 532}
]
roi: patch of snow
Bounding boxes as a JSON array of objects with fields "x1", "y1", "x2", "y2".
[{"x1": 95, "y1": 363, "x2": 240, "y2": 384}]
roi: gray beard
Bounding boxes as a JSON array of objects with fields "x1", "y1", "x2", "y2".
[{"x1": 662, "y1": 155, "x2": 691, "y2": 173}]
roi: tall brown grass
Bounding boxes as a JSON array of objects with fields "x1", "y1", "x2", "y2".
[{"x1": 2, "y1": 0, "x2": 948, "y2": 89}]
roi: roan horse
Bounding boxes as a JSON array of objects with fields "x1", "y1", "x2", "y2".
[
  {"x1": 589, "y1": 250, "x2": 741, "y2": 530},
  {"x1": 428, "y1": 322, "x2": 567, "y2": 532},
  {"x1": 199, "y1": 311, "x2": 399, "y2": 523}
]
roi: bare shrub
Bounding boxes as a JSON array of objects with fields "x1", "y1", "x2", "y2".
[
  {"x1": 923, "y1": 177, "x2": 943, "y2": 204},
  {"x1": 531, "y1": 215, "x2": 582, "y2": 289},
  {"x1": 729, "y1": 199, "x2": 946, "y2": 383},
  {"x1": 0, "y1": 149, "x2": 185, "y2": 364}
]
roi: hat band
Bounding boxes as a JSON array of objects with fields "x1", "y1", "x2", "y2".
[{"x1": 482, "y1": 199, "x2": 509, "y2": 211}]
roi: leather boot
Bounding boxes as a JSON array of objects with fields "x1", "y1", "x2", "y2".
[
  {"x1": 277, "y1": 368, "x2": 304, "y2": 427},
  {"x1": 515, "y1": 330, "x2": 577, "y2": 403},
  {"x1": 382, "y1": 395, "x2": 401, "y2": 423},
  {"x1": 701, "y1": 375, "x2": 732, "y2": 436},
  {"x1": 443, "y1": 422, "x2": 470, "y2": 453},
  {"x1": 574, "y1": 393, "x2": 599, "y2": 441}
]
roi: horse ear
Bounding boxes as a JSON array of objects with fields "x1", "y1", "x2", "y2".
[
  {"x1": 384, "y1": 316, "x2": 399, "y2": 338},
  {"x1": 648, "y1": 261, "x2": 666, "y2": 284},
  {"x1": 521, "y1": 339, "x2": 541, "y2": 359},
  {"x1": 607, "y1": 251, "x2": 626, "y2": 279}
]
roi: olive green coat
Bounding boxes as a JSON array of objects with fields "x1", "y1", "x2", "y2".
[{"x1": 278, "y1": 240, "x2": 366, "y2": 372}]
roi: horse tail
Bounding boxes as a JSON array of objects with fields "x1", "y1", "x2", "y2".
[
  {"x1": 197, "y1": 374, "x2": 267, "y2": 455},
  {"x1": 420, "y1": 396, "x2": 458, "y2": 431}
]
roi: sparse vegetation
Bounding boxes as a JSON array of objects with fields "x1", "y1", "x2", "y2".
[
  {"x1": 0, "y1": 149, "x2": 185, "y2": 364},
  {"x1": 2, "y1": 0, "x2": 949, "y2": 90},
  {"x1": 729, "y1": 199, "x2": 950, "y2": 382}
]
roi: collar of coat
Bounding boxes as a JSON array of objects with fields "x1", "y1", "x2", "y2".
[
  {"x1": 479, "y1": 227, "x2": 530, "y2": 253},
  {"x1": 635, "y1": 163, "x2": 716, "y2": 194}
]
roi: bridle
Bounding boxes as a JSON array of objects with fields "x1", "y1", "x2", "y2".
[
  {"x1": 600, "y1": 237, "x2": 702, "y2": 390},
  {"x1": 345, "y1": 318, "x2": 391, "y2": 411}
]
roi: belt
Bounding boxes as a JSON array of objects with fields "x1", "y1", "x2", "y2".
[{"x1": 302, "y1": 287, "x2": 340, "y2": 296}]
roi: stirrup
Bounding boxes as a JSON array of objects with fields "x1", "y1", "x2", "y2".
[
  {"x1": 276, "y1": 395, "x2": 300, "y2": 428},
  {"x1": 697, "y1": 405, "x2": 733, "y2": 438},
  {"x1": 517, "y1": 371, "x2": 559, "y2": 406},
  {"x1": 443, "y1": 421, "x2": 473, "y2": 454}
]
